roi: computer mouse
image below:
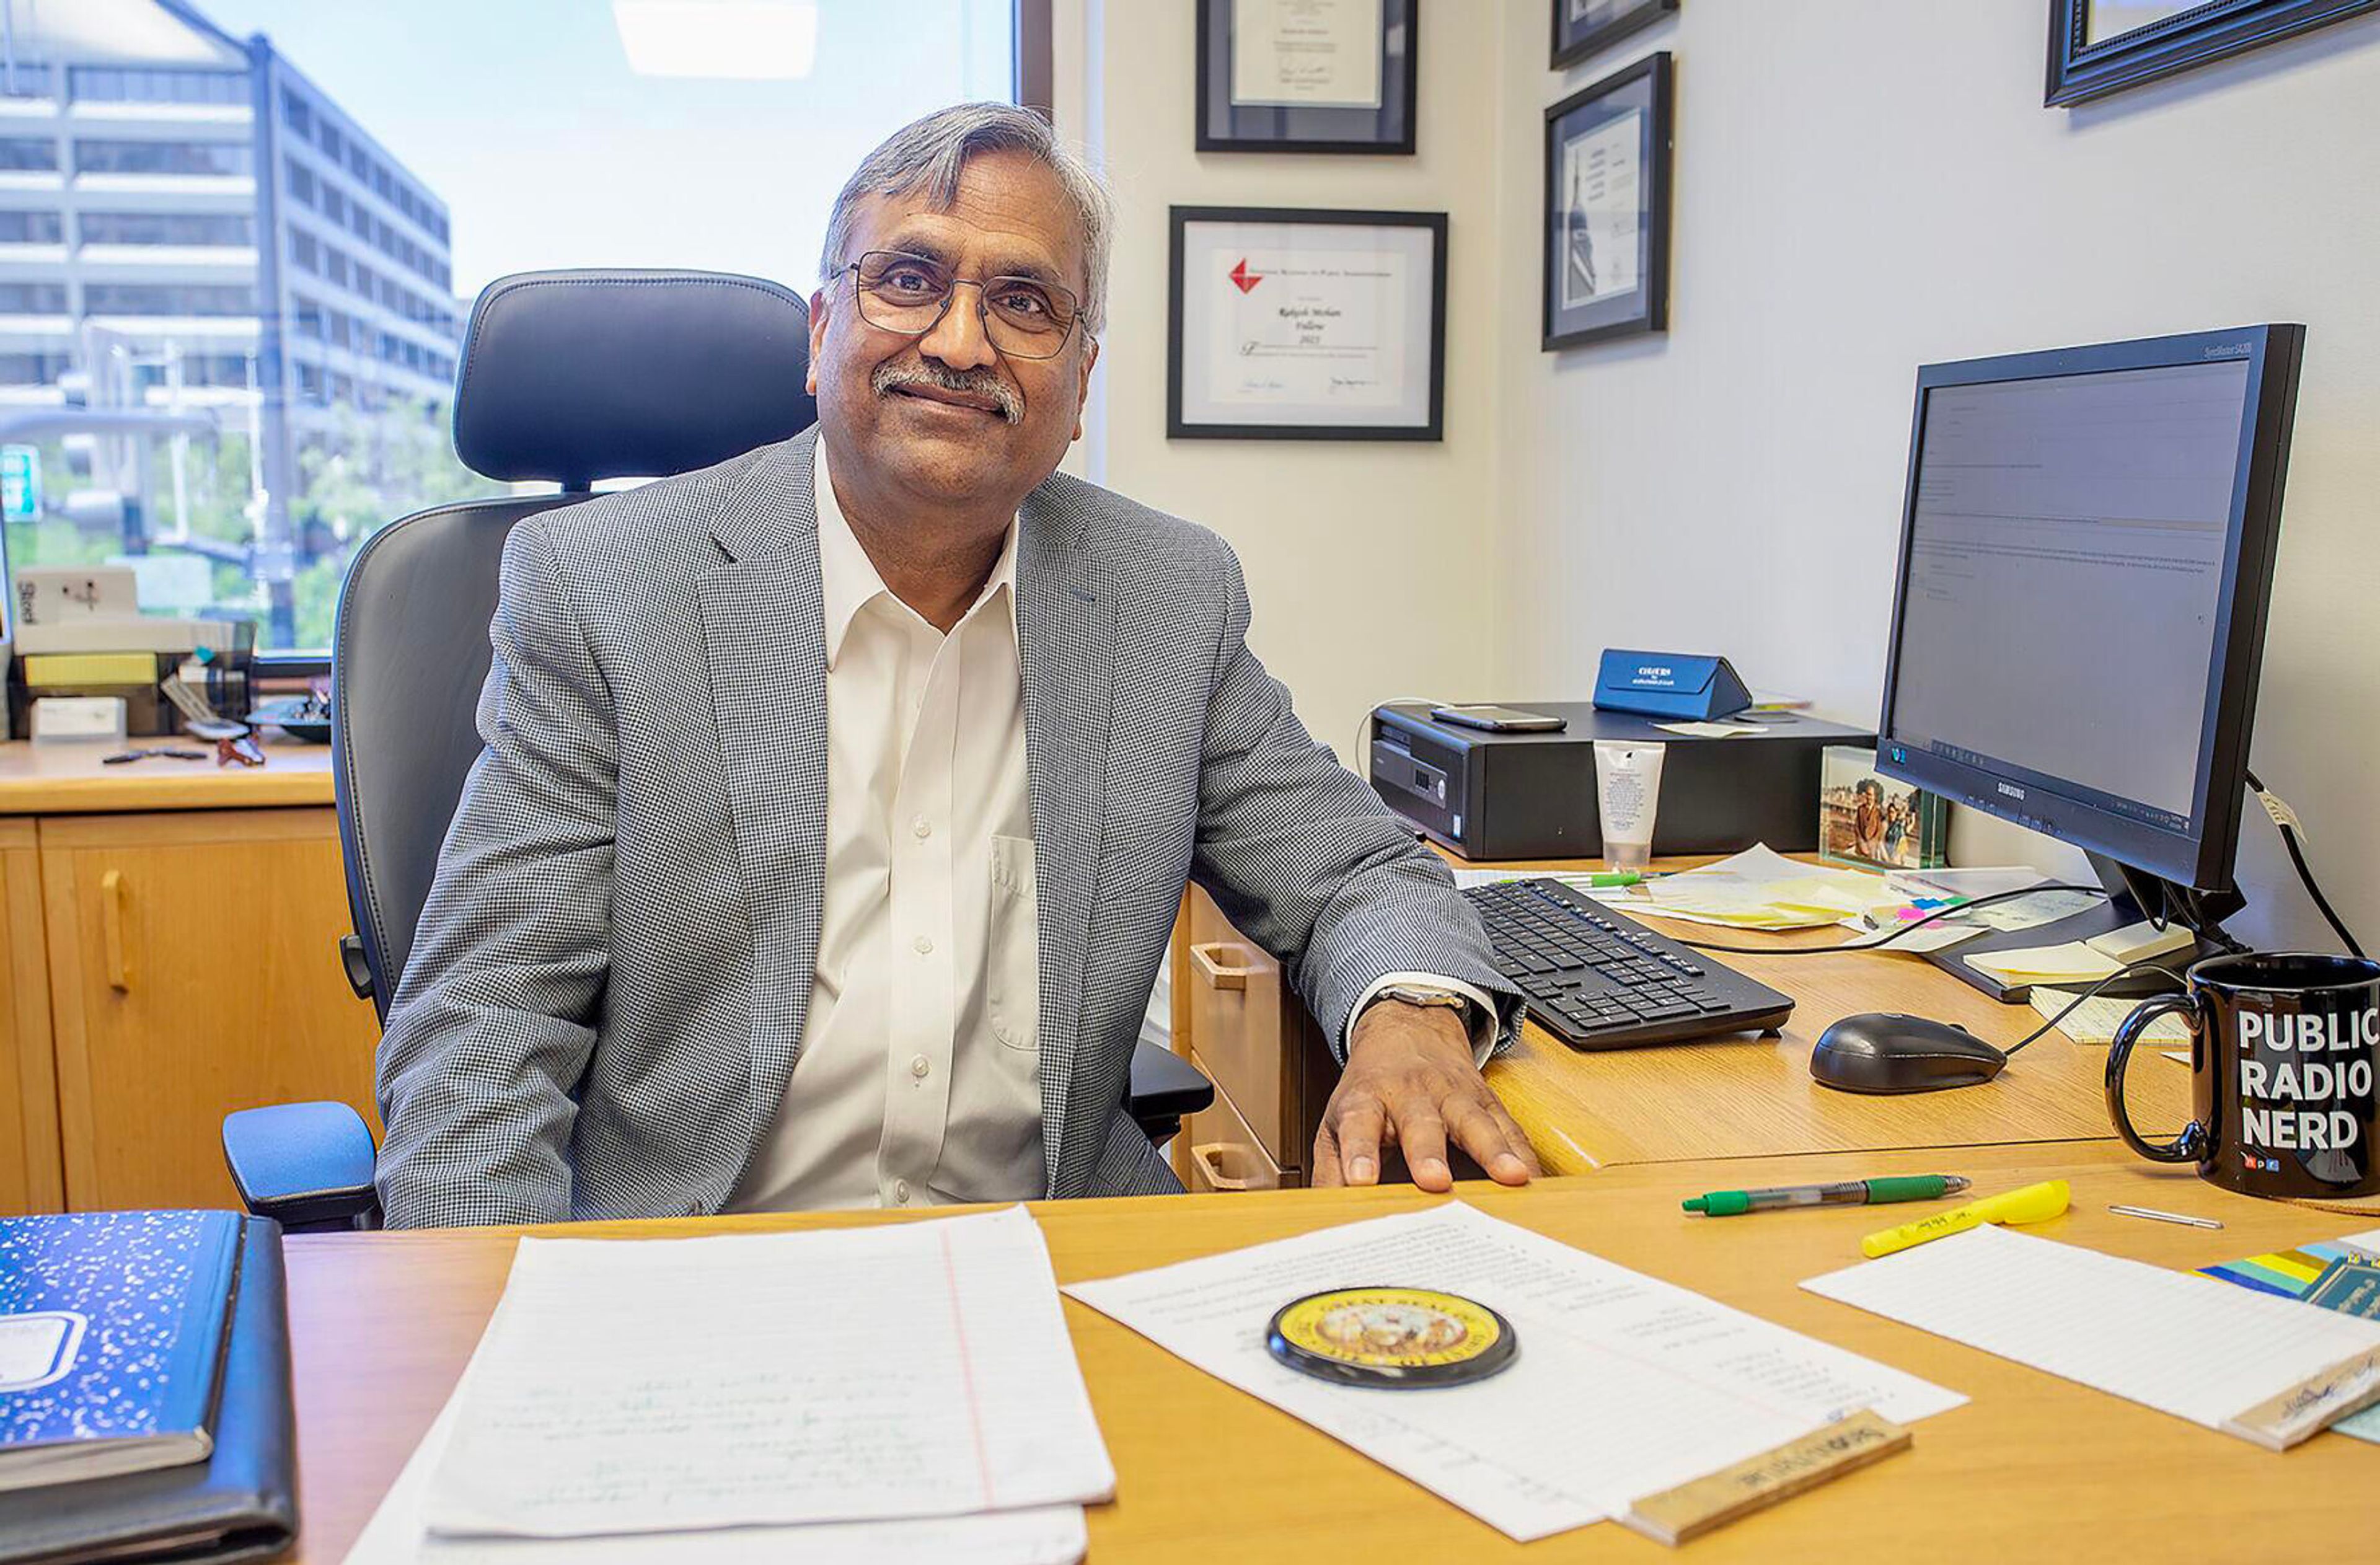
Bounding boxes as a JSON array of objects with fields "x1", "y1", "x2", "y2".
[{"x1": 1810, "y1": 1013, "x2": 2008, "y2": 1095}]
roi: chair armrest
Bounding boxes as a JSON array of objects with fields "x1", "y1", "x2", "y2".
[
  {"x1": 1127, "y1": 1041, "x2": 1213, "y2": 1142},
  {"x1": 221, "y1": 1101, "x2": 379, "y2": 1229}
]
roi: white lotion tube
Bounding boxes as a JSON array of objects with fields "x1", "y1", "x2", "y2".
[{"x1": 1593, "y1": 740, "x2": 1667, "y2": 870}]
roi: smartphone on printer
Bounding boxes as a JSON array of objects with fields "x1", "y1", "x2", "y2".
[{"x1": 1429, "y1": 705, "x2": 1567, "y2": 733}]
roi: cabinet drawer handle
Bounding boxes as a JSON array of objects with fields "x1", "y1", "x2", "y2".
[
  {"x1": 101, "y1": 868, "x2": 131, "y2": 992},
  {"x1": 1189, "y1": 941, "x2": 1253, "y2": 991},
  {"x1": 1189, "y1": 1142, "x2": 1251, "y2": 1191}
]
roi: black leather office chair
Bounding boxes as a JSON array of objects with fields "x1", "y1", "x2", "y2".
[{"x1": 221, "y1": 268, "x2": 1210, "y2": 1231}]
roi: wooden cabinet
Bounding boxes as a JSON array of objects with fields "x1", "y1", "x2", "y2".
[
  {"x1": 38, "y1": 808, "x2": 381, "y2": 1212},
  {"x1": 1173, "y1": 886, "x2": 1338, "y2": 1189},
  {"x1": 0, "y1": 819, "x2": 64, "y2": 1215}
]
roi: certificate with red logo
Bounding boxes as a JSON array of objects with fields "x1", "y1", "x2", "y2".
[{"x1": 1169, "y1": 206, "x2": 1445, "y2": 441}]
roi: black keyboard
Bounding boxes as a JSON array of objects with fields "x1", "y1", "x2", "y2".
[{"x1": 1465, "y1": 877, "x2": 1795, "y2": 1049}]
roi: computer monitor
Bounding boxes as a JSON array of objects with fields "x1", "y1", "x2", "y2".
[{"x1": 1875, "y1": 324, "x2": 2304, "y2": 998}]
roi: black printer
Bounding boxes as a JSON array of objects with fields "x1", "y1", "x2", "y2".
[{"x1": 1367, "y1": 702, "x2": 1874, "y2": 861}]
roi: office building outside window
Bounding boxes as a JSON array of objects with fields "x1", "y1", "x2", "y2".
[{"x1": 0, "y1": 0, "x2": 1021, "y2": 655}]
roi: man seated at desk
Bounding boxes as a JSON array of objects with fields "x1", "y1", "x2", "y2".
[{"x1": 375, "y1": 104, "x2": 1538, "y2": 1228}]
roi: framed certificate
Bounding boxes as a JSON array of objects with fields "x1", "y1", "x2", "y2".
[
  {"x1": 1541, "y1": 51, "x2": 1672, "y2": 351},
  {"x1": 1168, "y1": 206, "x2": 1447, "y2": 441},
  {"x1": 2046, "y1": 0, "x2": 2376, "y2": 105},
  {"x1": 1195, "y1": 0, "x2": 1417, "y2": 154},
  {"x1": 1551, "y1": 0, "x2": 1678, "y2": 70}
]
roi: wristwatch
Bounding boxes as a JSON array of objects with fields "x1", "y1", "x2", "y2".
[{"x1": 1365, "y1": 984, "x2": 1481, "y2": 1031}]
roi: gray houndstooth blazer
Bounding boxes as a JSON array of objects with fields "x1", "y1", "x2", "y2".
[{"x1": 374, "y1": 426, "x2": 1517, "y2": 1228}]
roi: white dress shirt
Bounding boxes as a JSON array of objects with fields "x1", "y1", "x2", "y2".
[{"x1": 727, "y1": 451, "x2": 1497, "y2": 1214}]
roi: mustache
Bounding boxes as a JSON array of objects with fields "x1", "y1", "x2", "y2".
[{"x1": 871, "y1": 361, "x2": 1023, "y2": 425}]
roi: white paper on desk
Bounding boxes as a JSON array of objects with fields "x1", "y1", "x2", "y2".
[
  {"x1": 2029, "y1": 989, "x2": 2192, "y2": 1046},
  {"x1": 421, "y1": 1205, "x2": 1113, "y2": 1539},
  {"x1": 1652, "y1": 720, "x2": 1765, "y2": 738},
  {"x1": 1064, "y1": 1202, "x2": 1963, "y2": 1543},
  {"x1": 1804, "y1": 1225, "x2": 2380, "y2": 1445},
  {"x1": 345, "y1": 1347, "x2": 1086, "y2": 1565}
]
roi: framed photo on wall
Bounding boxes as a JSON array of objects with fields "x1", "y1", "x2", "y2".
[
  {"x1": 1195, "y1": 0, "x2": 1417, "y2": 153},
  {"x1": 1168, "y1": 206, "x2": 1447, "y2": 441},
  {"x1": 1551, "y1": 0, "x2": 1678, "y2": 70},
  {"x1": 2047, "y1": 0, "x2": 2379, "y2": 105},
  {"x1": 1541, "y1": 51, "x2": 1672, "y2": 351}
]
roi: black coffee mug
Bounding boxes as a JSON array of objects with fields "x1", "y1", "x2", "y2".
[{"x1": 2107, "y1": 952, "x2": 2380, "y2": 1198}]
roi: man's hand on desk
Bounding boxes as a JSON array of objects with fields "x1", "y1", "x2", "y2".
[{"x1": 1313, "y1": 1003, "x2": 1540, "y2": 1192}]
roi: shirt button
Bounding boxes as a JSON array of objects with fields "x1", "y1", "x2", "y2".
[
  {"x1": 912, "y1": 935, "x2": 933, "y2": 955},
  {"x1": 912, "y1": 817, "x2": 932, "y2": 840},
  {"x1": 910, "y1": 1054, "x2": 930, "y2": 1079},
  {"x1": 894, "y1": 1180, "x2": 912, "y2": 1204}
]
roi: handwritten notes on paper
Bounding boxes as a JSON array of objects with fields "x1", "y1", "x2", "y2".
[
  {"x1": 419, "y1": 1206, "x2": 1112, "y2": 1540},
  {"x1": 1064, "y1": 1202, "x2": 1962, "y2": 1542}
]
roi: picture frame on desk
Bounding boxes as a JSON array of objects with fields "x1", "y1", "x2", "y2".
[
  {"x1": 2046, "y1": 0, "x2": 2379, "y2": 105},
  {"x1": 1551, "y1": 0, "x2": 1678, "y2": 71},
  {"x1": 1542, "y1": 50, "x2": 1673, "y2": 351},
  {"x1": 1167, "y1": 205, "x2": 1447, "y2": 442},
  {"x1": 1194, "y1": 0, "x2": 1417, "y2": 154}
]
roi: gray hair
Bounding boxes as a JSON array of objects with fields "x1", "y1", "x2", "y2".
[{"x1": 819, "y1": 102, "x2": 1112, "y2": 338}]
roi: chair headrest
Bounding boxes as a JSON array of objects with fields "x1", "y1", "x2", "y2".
[{"x1": 452, "y1": 269, "x2": 819, "y2": 489}]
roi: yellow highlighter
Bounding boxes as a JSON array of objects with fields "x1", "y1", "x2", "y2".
[{"x1": 1860, "y1": 1179, "x2": 2071, "y2": 1259}]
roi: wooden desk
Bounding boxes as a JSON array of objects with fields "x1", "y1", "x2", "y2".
[
  {"x1": 0, "y1": 740, "x2": 374, "y2": 1214},
  {"x1": 1172, "y1": 858, "x2": 2192, "y2": 1185},
  {"x1": 284, "y1": 1142, "x2": 2380, "y2": 1563}
]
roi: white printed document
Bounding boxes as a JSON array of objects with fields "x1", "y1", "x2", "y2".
[
  {"x1": 1804, "y1": 1225, "x2": 2380, "y2": 1449},
  {"x1": 420, "y1": 1206, "x2": 1113, "y2": 1539},
  {"x1": 1064, "y1": 1202, "x2": 1963, "y2": 1542}
]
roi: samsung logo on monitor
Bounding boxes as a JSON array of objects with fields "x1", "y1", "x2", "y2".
[
  {"x1": 2205, "y1": 342, "x2": 2253, "y2": 359},
  {"x1": 1997, "y1": 782, "x2": 2027, "y2": 801}
]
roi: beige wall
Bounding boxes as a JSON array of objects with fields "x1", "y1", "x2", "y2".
[
  {"x1": 1056, "y1": 0, "x2": 1502, "y2": 754},
  {"x1": 1485, "y1": 1, "x2": 2380, "y2": 951},
  {"x1": 1059, "y1": 0, "x2": 2379, "y2": 952}
]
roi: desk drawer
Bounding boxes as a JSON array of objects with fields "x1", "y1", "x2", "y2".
[
  {"x1": 1185, "y1": 889, "x2": 1299, "y2": 1163},
  {"x1": 1183, "y1": 1052, "x2": 1292, "y2": 1193}
]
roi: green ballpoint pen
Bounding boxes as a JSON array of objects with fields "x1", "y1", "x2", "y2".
[{"x1": 1681, "y1": 1175, "x2": 1971, "y2": 1217}]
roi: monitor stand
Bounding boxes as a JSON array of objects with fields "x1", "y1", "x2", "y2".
[{"x1": 1924, "y1": 853, "x2": 2241, "y2": 1005}]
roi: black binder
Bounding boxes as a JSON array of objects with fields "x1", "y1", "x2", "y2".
[{"x1": 0, "y1": 1218, "x2": 296, "y2": 1565}]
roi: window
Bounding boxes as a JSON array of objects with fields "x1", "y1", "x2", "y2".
[
  {"x1": 0, "y1": 138, "x2": 58, "y2": 172},
  {"x1": 0, "y1": 351, "x2": 71, "y2": 383},
  {"x1": 0, "y1": 63, "x2": 53, "y2": 99},
  {"x1": 69, "y1": 67, "x2": 249, "y2": 104},
  {"x1": 0, "y1": 210, "x2": 63, "y2": 243},
  {"x1": 79, "y1": 211, "x2": 256, "y2": 246},
  {"x1": 0, "y1": 283, "x2": 68, "y2": 313},
  {"x1": 74, "y1": 139, "x2": 255, "y2": 177},
  {"x1": 20, "y1": 0, "x2": 1016, "y2": 656},
  {"x1": 84, "y1": 283, "x2": 259, "y2": 315}
]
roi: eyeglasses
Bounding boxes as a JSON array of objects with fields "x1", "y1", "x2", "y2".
[{"x1": 840, "y1": 249, "x2": 1082, "y2": 361}]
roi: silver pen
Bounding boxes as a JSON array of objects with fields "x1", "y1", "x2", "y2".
[{"x1": 2107, "y1": 1204, "x2": 2223, "y2": 1230}]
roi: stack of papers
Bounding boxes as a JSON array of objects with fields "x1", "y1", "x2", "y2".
[
  {"x1": 1805, "y1": 1225, "x2": 2380, "y2": 1450},
  {"x1": 345, "y1": 1206, "x2": 1111, "y2": 1565},
  {"x1": 2027, "y1": 989, "x2": 2192, "y2": 1046},
  {"x1": 1065, "y1": 1202, "x2": 1963, "y2": 1542},
  {"x1": 1634, "y1": 845, "x2": 1890, "y2": 931}
]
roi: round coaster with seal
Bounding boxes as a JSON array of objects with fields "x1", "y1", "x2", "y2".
[{"x1": 1266, "y1": 1285, "x2": 1517, "y2": 1388}]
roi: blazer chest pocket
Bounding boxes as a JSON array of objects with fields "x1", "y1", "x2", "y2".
[{"x1": 987, "y1": 834, "x2": 1039, "y2": 1052}]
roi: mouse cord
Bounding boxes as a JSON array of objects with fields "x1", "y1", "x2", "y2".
[
  {"x1": 2244, "y1": 767, "x2": 2366, "y2": 959},
  {"x1": 1999, "y1": 959, "x2": 2192, "y2": 1057},
  {"x1": 1669, "y1": 883, "x2": 2111, "y2": 957}
]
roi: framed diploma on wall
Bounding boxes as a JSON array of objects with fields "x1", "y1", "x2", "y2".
[
  {"x1": 2046, "y1": 0, "x2": 2377, "y2": 105},
  {"x1": 1541, "y1": 50, "x2": 1672, "y2": 351},
  {"x1": 1168, "y1": 206, "x2": 1447, "y2": 441},
  {"x1": 1195, "y1": 0, "x2": 1417, "y2": 154},
  {"x1": 1551, "y1": 0, "x2": 1678, "y2": 70}
]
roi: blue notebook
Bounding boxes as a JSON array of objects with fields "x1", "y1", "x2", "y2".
[{"x1": 0, "y1": 1210, "x2": 243, "y2": 1491}]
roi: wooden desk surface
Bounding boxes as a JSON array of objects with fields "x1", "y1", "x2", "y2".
[
  {"x1": 0, "y1": 738, "x2": 335, "y2": 813},
  {"x1": 1451, "y1": 852, "x2": 2192, "y2": 1173},
  {"x1": 284, "y1": 1141, "x2": 2380, "y2": 1563}
]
